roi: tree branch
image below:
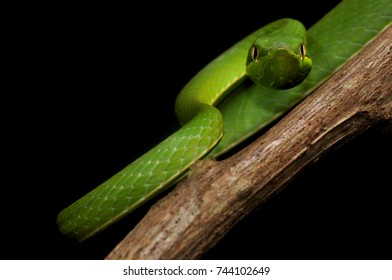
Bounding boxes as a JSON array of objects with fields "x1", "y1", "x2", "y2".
[{"x1": 106, "y1": 24, "x2": 392, "y2": 259}]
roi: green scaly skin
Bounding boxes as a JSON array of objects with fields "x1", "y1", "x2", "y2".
[
  {"x1": 212, "y1": 0, "x2": 391, "y2": 156},
  {"x1": 57, "y1": 0, "x2": 392, "y2": 241}
]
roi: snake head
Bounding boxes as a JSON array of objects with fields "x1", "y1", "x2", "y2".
[
  {"x1": 246, "y1": 41, "x2": 312, "y2": 90},
  {"x1": 246, "y1": 18, "x2": 312, "y2": 90}
]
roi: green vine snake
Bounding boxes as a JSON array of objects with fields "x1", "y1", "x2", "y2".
[{"x1": 57, "y1": 0, "x2": 392, "y2": 241}]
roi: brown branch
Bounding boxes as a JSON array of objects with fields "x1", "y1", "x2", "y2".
[{"x1": 106, "y1": 25, "x2": 392, "y2": 260}]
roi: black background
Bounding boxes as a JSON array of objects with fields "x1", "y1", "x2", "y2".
[{"x1": 4, "y1": 0, "x2": 391, "y2": 260}]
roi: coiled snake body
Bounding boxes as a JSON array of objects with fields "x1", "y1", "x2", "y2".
[{"x1": 57, "y1": 0, "x2": 392, "y2": 241}]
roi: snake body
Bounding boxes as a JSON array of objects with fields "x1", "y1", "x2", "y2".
[{"x1": 57, "y1": 0, "x2": 391, "y2": 241}]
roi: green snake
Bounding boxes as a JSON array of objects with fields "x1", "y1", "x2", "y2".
[{"x1": 57, "y1": 0, "x2": 392, "y2": 241}]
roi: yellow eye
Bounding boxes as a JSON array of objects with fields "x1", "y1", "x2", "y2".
[
  {"x1": 300, "y1": 43, "x2": 307, "y2": 59},
  {"x1": 251, "y1": 45, "x2": 259, "y2": 63}
]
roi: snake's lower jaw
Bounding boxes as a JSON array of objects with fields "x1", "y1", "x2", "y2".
[{"x1": 247, "y1": 49, "x2": 312, "y2": 90}]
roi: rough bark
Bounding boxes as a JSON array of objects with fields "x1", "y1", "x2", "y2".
[{"x1": 106, "y1": 24, "x2": 392, "y2": 260}]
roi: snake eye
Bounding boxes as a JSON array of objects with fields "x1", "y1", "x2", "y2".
[
  {"x1": 300, "y1": 43, "x2": 307, "y2": 59},
  {"x1": 251, "y1": 45, "x2": 259, "y2": 63}
]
